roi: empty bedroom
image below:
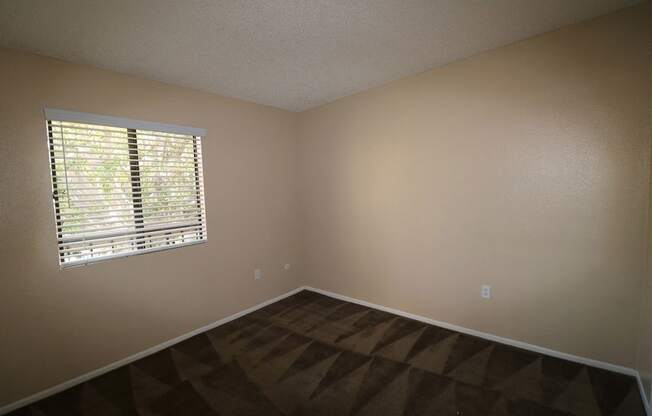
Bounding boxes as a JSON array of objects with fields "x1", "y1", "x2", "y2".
[{"x1": 1, "y1": 1, "x2": 651, "y2": 415}]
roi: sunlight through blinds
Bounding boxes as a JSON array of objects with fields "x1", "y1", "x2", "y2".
[{"x1": 46, "y1": 110, "x2": 207, "y2": 268}]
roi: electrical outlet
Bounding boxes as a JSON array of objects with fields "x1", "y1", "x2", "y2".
[
  {"x1": 254, "y1": 269, "x2": 262, "y2": 280},
  {"x1": 284, "y1": 263, "x2": 291, "y2": 271},
  {"x1": 481, "y1": 285, "x2": 491, "y2": 299}
]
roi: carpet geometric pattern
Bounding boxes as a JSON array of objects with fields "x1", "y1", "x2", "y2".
[{"x1": 8, "y1": 290, "x2": 645, "y2": 415}]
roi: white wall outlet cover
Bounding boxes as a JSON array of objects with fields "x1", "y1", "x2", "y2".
[
  {"x1": 481, "y1": 285, "x2": 491, "y2": 299},
  {"x1": 254, "y1": 269, "x2": 262, "y2": 280}
]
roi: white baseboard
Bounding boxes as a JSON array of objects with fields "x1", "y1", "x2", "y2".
[
  {"x1": 2, "y1": 284, "x2": 649, "y2": 416},
  {"x1": 0, "y1": 287, "x2": 305, "y2": 416},
  {"x1": 303, "y1": 286, "x2": 651, "y2": 415}
]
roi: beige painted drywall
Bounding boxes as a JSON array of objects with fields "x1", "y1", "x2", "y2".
[
  {"x1": 0, "y1": 48, "x2": 301, "y2": 406},
  {"x1": 637, "y1": 86, "x2": 652, "y2": 402},
  {"x1": 638, "y1": 254, "x2": 652, "y2": 399},
  {"x1": 298, "y1": 4, "x2": 652, "y2": 368}
]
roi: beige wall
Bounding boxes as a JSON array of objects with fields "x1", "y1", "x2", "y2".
[
  {"x1": 638, "y1": 96, "x2": 652, "y2": 401},
  {"x1": 638, "y1": 246, "x2": 652, "y2": 399},
  {"x1": 0, "y1": 48, "x2": 301, "y2": 406},
  {"x1": 298, "y1": 4, "x2": 652, "y2": 368}
]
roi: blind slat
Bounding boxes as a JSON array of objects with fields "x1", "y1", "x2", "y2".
[
  {"x1": 58, "y1": 201, "x2": 205, "y2": 212},
  {"x1": 54, "y1": 181, "x2": 203, "y2": 192},
  {"x1": 58, "y1": 194, "x2": 203, "y2": 209},
  {"x1": 61, "y1": 241, "x2": 206, "y2": 267},
  {"x1": 57, "y1": 192, "x2": 204, "y2": 200},
  {"x1": 60, "y1": 214, "x2": 204, "y2": 230},
  {"x1": 51, "y1": 157, "x2": 201, "y2": 167},
  {"x1": 59, "y1": 207, "x2": 204, "y2": 223},
  {"x1": 55, "y1": 186, "x2": 206, "y2": 197},
  {"x1": 59, "y1": 224, "x2": 207, "y2": 246},
  {"x1": 60, "y1": 211, "x2": 203, "y2": 226},
  {"x1": 51, "y1": 132, "x2": 196, "y2": 144},
  {"x1": 59, "y1": 213, "x2": 204, "y2": 236},
  {"x1": 51, "y1": 143, "x2": 200, "y2": 154},
  {"x1": 59, "y1": 229, "x2": 207, "y2": 255},
  {"x1": 56, "y1": 191, "x2": 205, "y2": 203}
]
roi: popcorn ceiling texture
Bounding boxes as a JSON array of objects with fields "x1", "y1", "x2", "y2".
[{"x1": 0, "y1": 0, "x2": 643, "y2": 111}]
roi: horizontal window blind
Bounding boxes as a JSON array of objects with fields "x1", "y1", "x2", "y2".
[{"x1": 47, "y1": 114, "x2": 207, "y2": 268}]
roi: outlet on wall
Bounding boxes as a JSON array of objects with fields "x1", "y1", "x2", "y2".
[
  {"x1": 284, "y1": 263, "x2": 291, "y2": 270},
  {"x1": 254, "y1": 269, "x2": 262, "y2": 280},
  {"x1": 481, "y1": 285, "x2": 491, "y2": 299}
]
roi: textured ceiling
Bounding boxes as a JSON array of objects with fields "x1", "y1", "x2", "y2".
[{"x1": 0, "y1": 0, "x2": 643, "y2": 111}]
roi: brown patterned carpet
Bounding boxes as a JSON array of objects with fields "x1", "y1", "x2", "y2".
[{"x1": 8, "y1": 290, "x2": 645, "y2": 416}]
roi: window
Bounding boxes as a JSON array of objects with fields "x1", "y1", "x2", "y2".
[{"x1": 46, "y1": 108, "x2": 207, "y2": 268}]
